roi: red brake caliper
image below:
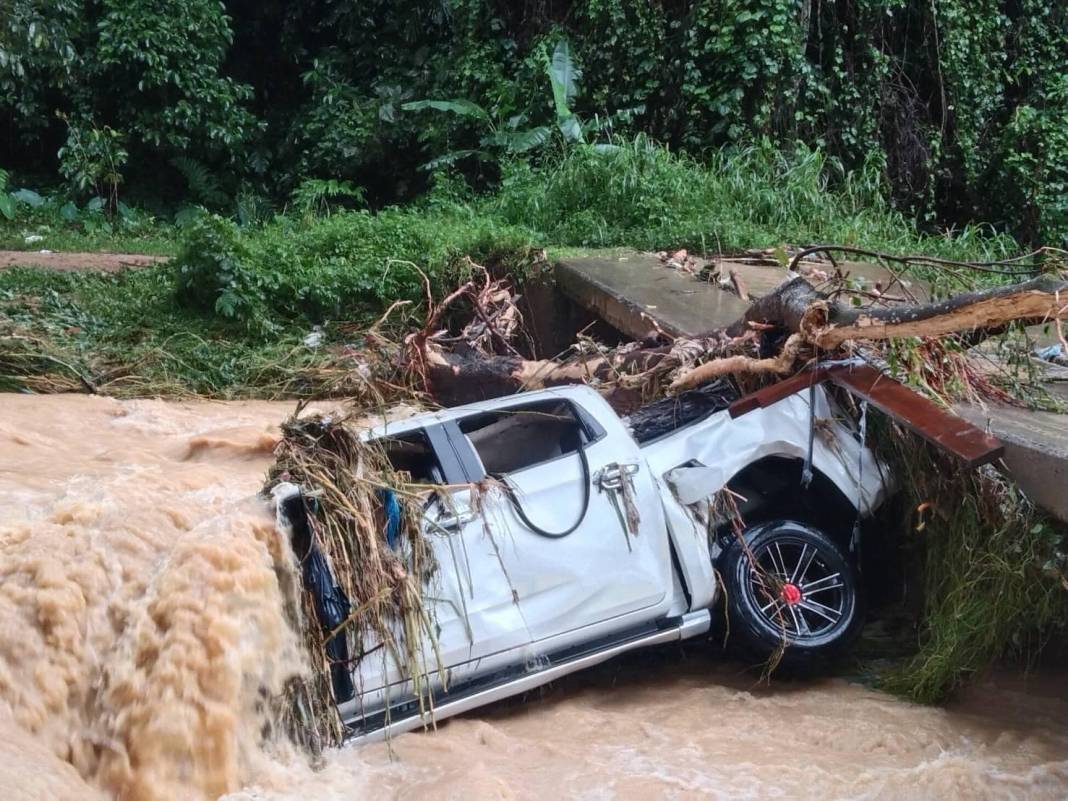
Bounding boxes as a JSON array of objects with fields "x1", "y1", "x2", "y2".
[{"x1": 781, "y1": 582, "x2": 802, "y2": 605}]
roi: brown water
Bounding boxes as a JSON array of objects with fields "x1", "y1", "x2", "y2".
[{"x1": 2, "y1": 394, "x2": 1066, "y2": 801}]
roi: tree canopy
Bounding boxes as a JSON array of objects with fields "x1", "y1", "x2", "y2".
[{"x1": 1, "y1": 0, "x2": 1065, "y2": 245}]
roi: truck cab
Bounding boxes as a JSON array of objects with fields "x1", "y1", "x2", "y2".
[{"x1": 279, "y1": 382, "x2": 888, "y2": 740}]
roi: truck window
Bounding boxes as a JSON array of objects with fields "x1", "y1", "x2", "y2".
[
  {"x1": 381, "y1": 431, "x2": 444, "y2": 484},
  {"x1": 459, "y1": 401, "x2": 588, "y2": 475}
]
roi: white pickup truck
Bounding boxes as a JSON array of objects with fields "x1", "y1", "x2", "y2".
[{"x1": 281, "y1": 380, "x2": 890, "y2": 741}]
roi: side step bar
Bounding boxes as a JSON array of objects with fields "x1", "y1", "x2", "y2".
[{"x1": 346, "y1": 609, "x2": 711, "y2": 745}]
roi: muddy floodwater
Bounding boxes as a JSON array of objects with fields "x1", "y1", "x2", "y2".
[{"x1": 2, "y1": 393, "x2": 1067, "y2": 801}]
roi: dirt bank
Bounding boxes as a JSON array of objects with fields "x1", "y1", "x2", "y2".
[{"x1": 0, "y1": 250, "x2": 165, "y2": 272}]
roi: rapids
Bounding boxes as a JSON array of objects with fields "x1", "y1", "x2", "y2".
[{"x1": 1, "y1": 393, "x2": 1066, "y2": 801}]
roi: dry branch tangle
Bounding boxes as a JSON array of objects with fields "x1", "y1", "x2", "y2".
[
  {"x1": 668, "y1": 334, "x2": 802, "y2": 392},
  {"x1": 412, "y1": 270, "x2": 1068, "y2": 403}
]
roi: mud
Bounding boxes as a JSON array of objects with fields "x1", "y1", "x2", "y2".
[
  {"x1": 0, "y1": 250, "x2": 165, "y2": 272},
  {"x1": 2, "y1": 393, "x2": 1066, "y2": 801}
]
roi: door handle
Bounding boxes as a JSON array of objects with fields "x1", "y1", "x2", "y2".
[
  {"x1": 595, "y1": 462, "x2": 640, "y2": 491},
  {"x1": 594, "y1": 462, "x2": 642, "y2": 551},
  {"x1": 433, "y1": 510, "x2": 476, "y2": 532}
]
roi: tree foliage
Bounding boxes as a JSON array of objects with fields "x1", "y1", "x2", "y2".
[{"x1": 0, "y1": 0, "x2": 1065, "y2": 245}]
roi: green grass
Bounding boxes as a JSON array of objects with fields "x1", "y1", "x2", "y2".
[
  {"x1": 873, "y1": 429, "x2": 1068, "y2": 703},
  {"x1": 0, "y1": 223, "x2": 179, "y2": 255},
  {"x1": 0, "y1": 198, "x2": 179, "y2": 255},
  {"x1": 492, "y1": 138, "x2": 1021, "y2": 261}
]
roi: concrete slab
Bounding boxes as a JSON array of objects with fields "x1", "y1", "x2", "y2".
[
  {"x1": 956, "y1": 403, "x2": 1068, "y2": 522},
  {"x1": 555, "y1": 254, "x2": 749, "y2": 339},
  {"x1": 717, "y1": 258, "x2": 929, "y2": 301},
  {"x1": 556, "y1": 253, "x2": 931, "y2": 342}
]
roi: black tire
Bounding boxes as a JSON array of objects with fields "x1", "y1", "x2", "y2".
[{"x1": 720, "y1": 519, "x2": 863, "y2": 669}]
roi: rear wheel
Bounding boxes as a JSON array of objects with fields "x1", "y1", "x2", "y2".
[{"x1": 721, "y1": 520, "x2": 862, "y2": 669}]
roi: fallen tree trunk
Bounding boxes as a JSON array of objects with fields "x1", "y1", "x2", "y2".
[
  {"x1": 803, "y1": 274, "x2": 1068, "y2": 350},
  {"x1": 728, "y1": 275, "x2": 1068, "y2": 349},
  {"x1": 725, "y1": 277, "x2": 822, "y2": 338}
]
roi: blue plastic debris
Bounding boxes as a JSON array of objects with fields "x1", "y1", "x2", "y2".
[{"x1": 379, "y1": 488, "x2": 401, "y2": 548}]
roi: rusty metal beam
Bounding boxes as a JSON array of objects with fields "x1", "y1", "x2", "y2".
[
  {"x1": 729, "y1": 363, "x2": 1004, "y2": 467},
  {"x1": 728, "y1": 368, "x2": 827, "y2": 418},
  {"x1": 826, "y1": 364, "x2": 1003, "y2": 467}
]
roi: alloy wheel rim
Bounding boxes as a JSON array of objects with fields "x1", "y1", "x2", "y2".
[{"x1": 744, "y1": 536, "x2": 847, "y2": 640}]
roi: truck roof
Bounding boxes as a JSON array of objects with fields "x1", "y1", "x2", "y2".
[{"x1": 361, "y1": 384, "x2": 608, "y2": 440}]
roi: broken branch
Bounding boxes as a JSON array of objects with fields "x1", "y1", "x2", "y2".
[
  {"x1": 669, "y1": 334, "x2": 803, "y2": 393},
  {"x1": 804, "y1": 274, "x2": 1068, "y2": 349}
]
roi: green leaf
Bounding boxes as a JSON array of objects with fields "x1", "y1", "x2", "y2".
[
  {"x1": 215, "y1": 290, "x2": 238, "y2": 318},
  {"x1": 420, "y1": 149, "x2": 482, "y2": 171},
  {"x1": 172, "y1": 157, "x2": 229, "y2": 208},
  {"x1": 0, "y1": 194, "x2": 14, "y2": 220},
  {"x1": 505, "y1": 114, "x2": 528, "y2": 131},
  {"x1": 175, "y1": 206, "x2": 203, "y2": 228},
  {"x1": 505, "y1": 126, "x2": 551, "y2": 153},
  {"x1": 12, "y1": 188, "x2": 44, "y2": 207},
  {"x1": 548, "y1": 40, "x2": 581, "y2": 118},
  {"x1": 402, "y1": 99, "x2": 490, "y2": 121},
  {"x1": 557, "y1": 114, "x2": 585, "y2": 144},
  {"x1": 59, "y1": 201, "x2": 79, "y2": 222}
]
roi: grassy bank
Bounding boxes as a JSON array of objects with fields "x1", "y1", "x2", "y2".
[
  {"x1": 1, "y1": 204, "x2": 535, "y2": 396},
  {"x1": 492, "y1": 139, "x2": 1019, "y2": 259},
  {"x1": 872, "y1": 428, "x2": 1068, "y2": 703},
  {"x1": 0, "y1": 142, "x2": 1026, "y2": 398},
  {"x1": 2, "y1": 143, "x2": 1025, "y2": 399}
]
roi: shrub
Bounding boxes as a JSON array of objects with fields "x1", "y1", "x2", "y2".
[
  {"x1": 57, "y1": 118, "x2": 128, "y2": 210},
  {"x1": 173, "y1": 212, "x2": 276, "y2": 333},
  {"x1": 173, "y1": 205, "x2": 533, "y2": 328}
]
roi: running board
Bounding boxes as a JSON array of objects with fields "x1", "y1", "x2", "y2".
[{"x1": 345, "y1": 609, "x2": 711, "y2": 745}]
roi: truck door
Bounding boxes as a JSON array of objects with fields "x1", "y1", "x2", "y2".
[
  {"x1": 446, "y1": 391, "x2": 675, "y2": 644},
  {"x1": 353, "y1": 425, "x2": 529, "y2": 699}
]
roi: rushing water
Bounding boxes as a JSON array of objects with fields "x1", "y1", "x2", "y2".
[{"x1": 2, "y1": 393, "x2": 1066, "y2": 801}]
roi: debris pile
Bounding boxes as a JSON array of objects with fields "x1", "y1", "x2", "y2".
[{"x1": 266, "y1": 411, "x2": 443, "y2": 750}]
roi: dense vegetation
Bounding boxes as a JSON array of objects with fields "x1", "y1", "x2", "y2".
[{"x1": 1, "y1": 1, "x2": 1066, "y2": 245}]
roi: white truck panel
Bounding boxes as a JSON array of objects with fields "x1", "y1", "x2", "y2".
[{"x1": 641, "y1": 386, "x2": 886, "y2": 516}]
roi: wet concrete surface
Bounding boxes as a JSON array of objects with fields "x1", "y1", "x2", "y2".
[
  {"x1": 555, "y1": 253, "x2": 749, "y2": 337},
  {"x1": 555, "y1": 252, "x2": 930, "y2": 340},
  {"x1": 957, "y1": 402, "x2": 1068, "y2": 521}
]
